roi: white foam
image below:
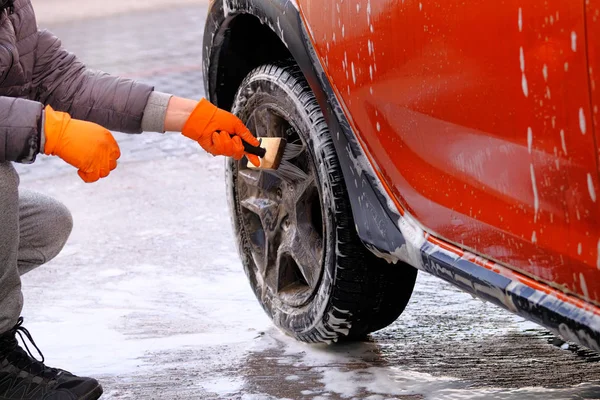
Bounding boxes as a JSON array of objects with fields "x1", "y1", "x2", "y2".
[
  {"x1": 530, "y1": 164, "x2": 539, "y2": 222},
  {"x1": 580, "y1": 273, "x2": 590, "y2": 299},
  {"x1": 518, "y1": 8, "x2": 523, "y2": 32},
  {"x1": 542, "y1": 64, "x2": 548, "y2": 81},
  {"x1": 588, "y1": 173, "x2": 597, "y2": 202},
  {"x1": 579, "y1": 107, "x2": 587, "y2": 134},
  {"x1": 520, "y1": 47, "x2": 525, "y2": 72}
]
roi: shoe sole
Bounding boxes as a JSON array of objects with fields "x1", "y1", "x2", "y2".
[{"x1": 80, "y1": 384, "x2": 103, "y2": 400}]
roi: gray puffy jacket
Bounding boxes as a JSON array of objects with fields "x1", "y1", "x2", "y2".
[{"x1": 0, "y1": 0, "x2": 161, "y2": 164}]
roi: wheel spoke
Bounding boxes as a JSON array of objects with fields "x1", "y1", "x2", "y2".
[
  {"x1": 240, "y1": 195, "x2": 286, "y2": 285},
  {"x1": 263, "y1": 238, "x2": 282, "y2": 293},
  {"x1": 240, "y1": 197, "x2": 280, "y2": 235},
  {"x1": 292, "y1": 174, "x2": 316, "y2": 204},
  {"x1": 251, "y1": 107, "x2": 287, "y2": 138},
  {"x1": 238, "y1": 168, "x2": 262, "y2": 189},
  {"x1": 287, "y1": 228, "x2": 322, "y2": 288},
  {"x1": 253, "y1": 108, "x2": 269, "y2": 136},
  {"x1": 239, "y1": 168, "x2": 282, "y2": 192},
  {"x1": 246, "y1": 112, "x2": 258, "y2": 135}
]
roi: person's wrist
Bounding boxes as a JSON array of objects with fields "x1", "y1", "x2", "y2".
[{"x1": 165, "y1": 96, "x2": 201, "y2": 133}]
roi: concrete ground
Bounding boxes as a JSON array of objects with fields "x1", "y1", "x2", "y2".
[{"x1": 12, "y1": 1, "x2": 600, "y2": 399}]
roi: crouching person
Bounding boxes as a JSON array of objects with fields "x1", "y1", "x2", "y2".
[{"x1": 0, "y1": 0, "x2": 260, "y2": 398}]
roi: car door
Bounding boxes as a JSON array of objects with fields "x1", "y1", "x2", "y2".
[{"x1": 298, "y1": 0, "x2": 600, "y2": 303}]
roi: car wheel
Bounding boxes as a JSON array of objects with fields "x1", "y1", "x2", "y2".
[{"x1": 227, "y1": 61, "x2": 418, "y2": 343}]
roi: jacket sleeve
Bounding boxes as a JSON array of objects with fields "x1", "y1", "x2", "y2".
[
  {"x1": 31, "y1": 29, "x2": 154, "y2": 134},
  {"x1": 0, "y1": 97, "x2": 43, "y2": 164}
]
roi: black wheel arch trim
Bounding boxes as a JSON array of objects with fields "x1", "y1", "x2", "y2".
[{"x1": 202, "y1": 0, "x2": 600, "y2": 352}]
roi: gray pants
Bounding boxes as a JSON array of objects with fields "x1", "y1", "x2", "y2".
[{"x1": 0, "y1": 162, "x2": 73, "y2": 334}]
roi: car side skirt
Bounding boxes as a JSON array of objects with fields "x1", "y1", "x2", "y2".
[{"x1": 203, "y1": 0, "x2": 600, "y2": 351}]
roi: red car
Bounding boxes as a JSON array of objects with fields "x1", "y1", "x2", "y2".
[{"x1": 203, "y1": 0, "x2": 600, "y2": 351}]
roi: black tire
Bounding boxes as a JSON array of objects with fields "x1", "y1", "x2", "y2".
[{"x1": 226, "y1": 61, "x2": 417, "y2": 343}]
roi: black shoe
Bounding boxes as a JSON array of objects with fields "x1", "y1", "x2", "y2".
[{"x1": 0, "y1": 318, "x2": 103, "y2": 400}]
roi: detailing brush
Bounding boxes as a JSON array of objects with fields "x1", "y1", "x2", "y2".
[{"x1": 241, "y1": 137, "x2": 308, "y2": 181}]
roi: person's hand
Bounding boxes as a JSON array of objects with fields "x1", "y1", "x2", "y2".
[
  {"x1": 181, "y1": 99, "x2": 260, "y2": 166},
  {"x1": 43, "y1": 105, "x2": 121, "y2": 183}
]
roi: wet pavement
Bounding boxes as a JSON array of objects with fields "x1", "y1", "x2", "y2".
[{"x1": 13, "y1": 3, "x2": 600, "y2": 399}]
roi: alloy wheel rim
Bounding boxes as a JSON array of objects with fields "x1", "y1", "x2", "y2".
[{"x1": 236, "y1": 103, "x2": 325, "y2": 307}]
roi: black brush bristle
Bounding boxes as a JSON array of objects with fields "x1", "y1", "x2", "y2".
[
  {"x1": 277, "y1": 161, "x2": 308, "y2": 181},
  {"x1": 281, "y1": 143, "x2": 304, "y2": 160}
]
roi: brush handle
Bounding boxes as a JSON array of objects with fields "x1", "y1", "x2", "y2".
[
  {"x1": 242, "y1": 140, "x2": 267, "y2": 157},
  {"x1": 229, "y1": 134, "x2": 266, "y2": 157}
]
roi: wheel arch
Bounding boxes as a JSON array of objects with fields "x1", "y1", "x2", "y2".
[
  {"x1": 203, "y1": 0, "x2": 319, "y2": 112},
  {"x1": 202, "y1": 0, "x2": 407, "y2": 256},
  {"x1": 203, "y1": 13, "x2": 289, "y2": 111}
]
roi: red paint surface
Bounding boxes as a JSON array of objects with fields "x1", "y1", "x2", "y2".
[
  {"x1": 298, "y1": 0, "x2": 600, "y2": 304},
  {"x1": 587, "y1": 1, "x2": 600, "y2": 194}
]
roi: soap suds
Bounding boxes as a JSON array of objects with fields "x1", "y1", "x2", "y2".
[
  {"x1": 580, "y1": 273, "x2": 589, "y2": 299},
  {"x1": 588, "y1": 173, "x2": 596, "y2": 202},
  {"x1": 518, "y1": 8, "x2": 523, "y2": 32},
  {"x1": 579, "y1": 108, "x2": 587, "y2": 134},
  {"x1": 530, "y1": 164, "x2": 539, "y2": 222}
]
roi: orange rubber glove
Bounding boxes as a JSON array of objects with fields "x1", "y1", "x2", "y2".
[
  {"x1": 43, "y1": 105, "x2": 121, "y2": 183},
  {"x1": 182, "y1": 99, "x2": 260, "y2": 166}
]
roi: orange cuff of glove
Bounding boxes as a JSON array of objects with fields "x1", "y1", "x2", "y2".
[
  {"x1": 43, "y1": 106, "x2": 68, "y2": 156},
  {"x1": 181, "y1": 98, "x2": 218, "y2": 143}
]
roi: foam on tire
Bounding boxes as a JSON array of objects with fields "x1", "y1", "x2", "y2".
[{"x1": 227, "y1": 61, "x2": 418, "y2": 343}]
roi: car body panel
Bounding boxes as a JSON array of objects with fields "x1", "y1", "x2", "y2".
[
  {"x1": 587, "y1": 0, "x2": 600, "y2": 170},
  {"x1": 203, "y1": 0, "x2": 600, "y2": 350},
  {"x1": 296, "y1": 0, "x2": 600, "y2": 305}
]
